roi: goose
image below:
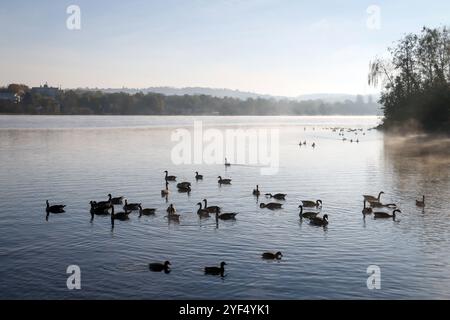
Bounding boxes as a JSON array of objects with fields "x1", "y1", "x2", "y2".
[
  {"x1": 374, "y1": 209, "x2": 401, "y2": 219},
  {"x1": 363, "y1": 191, "x2": 384, "y2": 202},
  {"x1": 177, "y1": 183, "x2": 191, "y2": 193},
  {"x1": 362, "y1": 200, "x2": 373, "y2": 214},
  {"x1": 90, "y1": 201, "x2": 110, "y2": 215},
  {"x1": 164, "y1": 170, "x2": 176, "y2": 181},
  {"x1": 203, "y1": 199, "x2": 221, "y2": 213},
  {"x1": 224, "y1": 158, "x2": 231, "y2": 167},
  {"x1": 301, "y1": 200, "x2": 322, "y2": 208},
  {"x1": 109, "y1": 194, "x2": 124, "y2": 205},
  {"x1": 177, "y1": 181, "x2": 191, "y2": 188},
  {"x1": 265, "y1": 193, "x2": 286, "y2": 200},
  {"x1": 166, "y1": 204, "x2": 176, "y2": 215},
  {"x1": 46, "y1": 200, "x2": 66, "y2": 213},
  {"x1": 253, "y1": 185, "x2": 260, "y2": 196},
  {"x1": 369, "y1": 200, "x2": 397, "y2": 209},
  {"x1": 195, "y1": 172, "x2": 203, "y2": 180},
  {"x1": 110, "y1": 206, "x2": 131, "y2": 227},
  {"x1": 167, "y1": 213, "x2": 180, "y2": 222},
  {"x1": 161, "y1": 182, "x2": 169, "y2": 196},
  {"x1": 196, "y1": 202, "x2": 210, "y2": 218},
  {"x1": 416, "y1": 195, "x2": 425, "y2": 207},
  {"x1": 215, "y1": 207, "x2": 238, "y2": 220},
  {"x1": 218, "y1": 176, "x2": 232, "y2": 184},
  {"x1": 262, "y1": 252, "x2": 283, "y2": 260},
  {"x1": 149, "y1": 261, "x2": 171, "y2": 273},
  {"x1": 298, "y1": 205, "x2": 319, "y2": 219},
  {"x1": 204, "y1": 261, "x2": 226, "y2": 275},
  {"x1": 123, "y1": 200, "x2": 141, "y2": 211},
  {"x1": 259, "y1": 202, "x2": 283, "y2": 210},
  {"x1": 93, "y1": 194, "x2": 112, "y2": 209},
  {"x1": 309, "y1": 214, "x2": 329, "y2": 226},
  {"x1": 139, "y1": 205, "x2": 156, "y2": 216}
]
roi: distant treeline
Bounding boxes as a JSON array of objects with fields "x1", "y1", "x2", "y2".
[
  {"x1": 369, "y1": 26, "x2": 450, "y2": 133},
  {"x1": 0, "y1": 87, "x2": 380, "y2": 116}
]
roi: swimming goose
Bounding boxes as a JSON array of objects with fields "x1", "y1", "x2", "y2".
[
  {"x1": 253, "y1": 185, "x2": 261, "y2": 196},
  {"x1": 139, "y1": 205, "x2": 156, "y2": 216},
  {"x1": 215, "y1": 207, "x2": 238, "y2": 220},
  {"x1": 204, "y1": 261, "x2": 226, "y2": 275},
  {"x1": 177, "y1": 183, "x2": 191, "y2": 193},
  {"x1": 196, "y1": 202, "x2": 210, "y2": 218},
  {"x1": 46, "y1": 200, "x2": 66, "y2": 213},
  {"x1": 161, "y1": 182, "x2": 169, "y2": 196},
  {"x1": 164, "y1": 170, "x2": 176, "y2": 181},
  {"x1": 218, "y1": 176, "x2": 232, "y2": 184},
  {"x1": 177, "y1": 181, "x2": 191, "y2": 188},
  {"x1": 110, "y1": 206, "x2": 131, "y2": 227},
  {"x1": 123, "y1": 199, "x2": 141, "y2": 211},
  {"x1": 166, "y1": 204, "x2": 176, "y2": 215},
  {"x1": 94, "y1": 194, "x2": 113, "y2": 209},
  {"x1": 203, "y1": 199, "x2": 221, "y2": 213},
  {"x1": 298, "y1": 205, "x2": 319, "y2": 219},
  {"x1": 195, "y1": 172, "x2": 203, "y2": 180},
  {"x1": 149, "y1": 261, "x2": 171, "y2": 273},
  {"x1": 90, "y1": 201, "x2": 110, "y2": 215},
  {"x1": 362, "y1": 200, "x2": 373, "y2": 215},
  {"x1": 265, "y1": 193, "x2": 286, "y2": 200},
  {"x1": 363, "y1": 191, "x2": 384, "y2": 202},
  {"x1": 109, "y1": 194, "x2": 124, "y2": 205},
  {"x1": 301, "y1": 200, "x2": 322, "y2": 208},
  {"x1": 259, "y1": 202, "x2": 283, "y2": 210},
  {"x1": 368, "y1": 200, "x2": 397, "y2": 209},
  {"x1": 262, "y1": 251, "x2": 283, "y2": 260},
  {"x1": 416, "y1": 195, "x2": 425, "y2": 207},
  {"x1": 374, "y1": 209, "x2": 401, "y2": 219},
  {"x1": 224, "y1": 158, "x2": 231, "y2": 167},
  {"x1": 309, "y1": 214, "x2": 329, "y2": 226}
]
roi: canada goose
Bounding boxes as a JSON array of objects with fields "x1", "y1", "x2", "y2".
[
  {"x1": 46, "y1": 200, "x2": 66, "y2": 213},
  {"x1": 362, "y1": 200, "x2": 373, "y2": 214},
  {"x1": 224, "y1": 158, "x2": 231, "y2": 167},
  {"x1": 177, "y1": 181, "x2": 191, "y2": 188},
  {"x1": 196, "y1": 202, "x2": 210, "y2": 218},
  {"x1": 109, "y1": 194, "x2": 124, "y2": 205},
  {"x1": 167, "y1": 213, "x2": 180, "y2": 222},
  {"x1": 164, "y1": 170, "x2": 176, "y2": 181},
  {"x1": 202, "y1": 199, "x2": 221, "y2": 213},
  {"x1": 253, "y1": 185, "x2": 260, "y2": 196},
  {"x1": 259, "y1": 202, "x2": 283, "y2": 210},
  {"x1": 309, "y1": 214, "x2": 329, "y2": 226},
  {"x1": 123, "y1": 199, "x2": 141, "y2": 211},
  {"x1": 204, "y1": 261, "x2": 226, "y2": 275},
  {"x1": 139, "y1": 205, "x2": 156, "y2": 216},
  {"x1": 110, "y1": 206, "x2": 131, "y2": 227},
  {"x1": 374, "y1": 209, "x2": 401, "y2": 219},
  {"x1": 166, "y1": 204, "x2": 176, "y2": 215},
  {"x1": 301, "y1": 200, "x2": 322, "y2": 208},
  {"x1": 215, "y1": 207, "x2": 238, "y2": 220},
  {"x1": 177, "y1": 183, "x2": 191, "y2": 193},
  {"x1": 161, "y1": 182, "x2": 169, "y2": 196},
  {"x1": 149, "y1": 261, "x2": 171, "y2": 273},
  {"x1": 195, "y1": 172, "x2": 203, "y2": 180},
  {"x1": 262, "y1": 252, "x2": 283, "y2": 260},
  {"x1": 90, "y1": 201, "x2": 110, "y2": 215},
  {"x1": 363, "y1": 191, "x2": 384, "y2": 202},
  {"x1": 298, "y1": 205, "x2": 319, "y2": 219},
  {"x1": 416, "y1": 195, "x2": 425, "y2": 207},
  {"x1": 265, "y1": 193, "x2": 286, "y2": 200},
  {"x1": 369, "y1": 201, "x2": 397, "y2": 209},
  {"x1": 94, "y1": 194, "x2": 112, "y2": 209},
  {"x1": 218, "y1": 176, "x2": 232, "y2": 184}
]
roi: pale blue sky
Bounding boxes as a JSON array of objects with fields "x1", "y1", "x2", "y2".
[{"x1": 1, "y1": 0, "x2": 449, "y2": 96}]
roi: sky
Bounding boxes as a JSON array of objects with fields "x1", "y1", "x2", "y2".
[{"x1": 0, "y1": 0, "x2": 449, "y2": 97}]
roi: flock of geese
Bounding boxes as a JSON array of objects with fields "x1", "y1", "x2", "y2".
[{"x1": 45, "y1": 156, "x2": 427, "y2": 276}]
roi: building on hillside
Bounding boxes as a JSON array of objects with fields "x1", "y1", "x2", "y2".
[{"x1": 31, "y1": 83, "x2": 59, "y2": 98}]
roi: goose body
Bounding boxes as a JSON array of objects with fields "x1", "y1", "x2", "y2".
[
  {"x1": 110, "y1": 206, "x2": 131, "y2": 227},
  {"x1": 218, "y1": 176, "x2": 232, "y2": 184},
  {"x1": 149, "y1": 261, "x2": 171, "y2": 272},
  {"x1": 123, "y1": 200, "x2": 141, "y2": 211},
  {"x1": 196, "y1": 202, "x2": 210, "y2": 218},
  {"x1": 195, "y1": 171, "x2": 203, "y2": 180},
  {"x1": 109, "y1": 194, "x2": 124, "y2": 205},
  {"x1": 46, "y1": 200, "x2": 66, "y2": 213},
  {"x1": 368, "y1": 200, "x2": 397, "y2": 209},
  {"x1": 164, "y1": 170, "x2": 176, "y2": 181},
  {"x1": 259, "y1": 202, "x2": 283, "y2": 210},
  {"x1": 215, "y1": 208, "x2": 238, "y2": 220},
  {"x1": 139, "y1": 205, "x2": 156, "y2": 216},
  {"x1": 416, "y1": 195, "x2": 425, "y2": 207},
  {"x1": 362, "y1": 200, "x2": 373, "y2": 214},
  {"x1": 94, "y1": 194, "x2": 113, "y2": 209},
  {"x1": 161, "y1": 182, "x2": 169, "y2": 196},
  {"x1": 166, "y1": 204, "x2": 176, "y2": 215},
  {"x1": 301, "y1": 200, "x2": 322, "y2": 208},
  {"x1": 309, "y1": 214, "x2": 329, "y2": 226},
  {"x1": 374, "y1": 209, "x2": 401, "y2": 219},
  {"x1": 298, "y1": 205, "x2": 319, "y2": 219},
  {"x1": 177, "y1": 184, "x2": 191, "y2": 193},
  {"x1": 265, "y1": 193, "x2": 286, "y2": 200},
  {"x1": 204, "y1": 261, "x2": 226, "y2": 275},
  {"x1": 203, "y1": 199, "x2": 221, "y2": 213},
  {"x1": 90, "y1": 201, "x2": 110, "y2": 215},
  {"x1": 262, "y1": 251, "x2": 283, "y2": 260},
  {"x1": 363, "y1": 191, "x2": 384, "y2": 202},
  {"x1": 253, "y1": 185, "x2": 260, "y2": 196}
]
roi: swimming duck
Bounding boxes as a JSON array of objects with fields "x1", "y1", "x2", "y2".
[
  {"x1": 416, "y1": 195, "x2": 425, "y2": 207},
  {"x1": 309, "y1": 214, "x2": 329, "y2": 226},
  {"x1": 265, "y1": 193, "x2": 286, "y2": 200},
  {"x1": 196, "y1": 202, "x2": 210, "y2": 218},
  {"x1": 149, "y1": 261, "x2": 171, "y2": 273},
  {"x1": 218, "y1": 176, "x2": 232, "y2": 184},
  {"x1": 164, "y1": 170, "x2": 176, "y2": 181},
  {"x1": 195, "y1": 172, "x2": 203, "y2": 180},
  {"x1": 253, "y1": 185, "x2": 261, "y2": 196},
  {"x1": 204, "y1": 261, "x2": 226, "y2": 275},
  {"x1": 46, "y1": 200, "x2": 66, "y2": 213},
  {"x1": 301, "y1": 200, "x2": 322, "y2": 208},
  {"x1": 203, "y1": 199, "x2": 221, "y2": 213},
  {"x1": 259, "y1": 202, "x2": 283, "y2": 210},
  {"x1": 262, "y1": 251, "x2": 283, "y2": 260},
  {"x1": 374, "y1": 209, "x2": 401, "y2": 219},
  {"x1": 123, "y1": 199, "x2": 141, "y2": 211},
  {"x1": 363, "y1": 191, "x2": 384, "y2": 202},
  {"x1": 298, "y1": 205, "x2": 319, "y2": 219},
  {"x1": 139, "y1": 205, "x2": 156, "y2": 216}
]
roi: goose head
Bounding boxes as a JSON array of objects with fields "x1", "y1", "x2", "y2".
[
  {"x1": 323, "y1": 214, "x2": 329, "y2": 222},
  {"x1": 46, "y1": 200, "x2": 49, "y2": 207},
  {"x1": 317, "y1": 200, "x2": 323, "y2": 206},
  {"x1": 260, "y1": 203, "x2": 266, "y2": 208},
  {"x1": 220, "y1": 261, "x2": 227, "y2": 268},
  {"x1": 275, "y1": 251, "x2": 283, "y2": 259},
  {"x1": 164, "y1": 261, "x2": 171, "y2": 268}
]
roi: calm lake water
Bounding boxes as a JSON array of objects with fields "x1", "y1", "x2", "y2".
[{"x1": 0, "y1": 115, "x2": 449, "y2": 299}]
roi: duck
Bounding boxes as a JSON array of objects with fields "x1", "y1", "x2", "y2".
[
  {"x1": 224, "y1": 158, "x2": 231, "y2": 167},
  {"x1": 46, "y1": 200, "x2": 66, "y2": 213},
  {"x1": 215, "y1": 207, "x2": 238, "y2": 220},
  {"x1": 203, "y1": 199, "x2": 221, "y2": 213},
  {"x1": 164, "y1": 170, "x2": 176, "y2": 181},
  {"x1": 363, "y1": 191, "x2": 384, "y2": 202},
  {"x1": 301, "y1": 199, "x2": 322, "y2": 208},
  {"x1": 362, "y1": 200, "x2": 373, "y2": 215},
  {"x1": 195, "y1": 172, "x2": 203, "y2": 180},
  {"x1": 109, "y1": 194, "x2": 124, "y2": 205},
  {"x1": 196, "y1": 202, "x2": 210, "y2": 218},
  {"x1": 218, "y1": 176, "x2": 232, "y2": 184},
  {"x1": 204, "y1": 261, "x2": 226, "y2": 275},
  {"x1": 139, "y1": 205, "x2": 156, "y2": 216},
  {"x1": 259, "y1": 202, "x2": 283, "y2": 210},
  {"x1": 265, "y1": 193, "x2": 286, "y2": 200},
  {"x1": 123, "y1": 199, "x2": 141, "y2": 211},
  {"x1": 149, "y1": 261, "x2": 171, "y2": 273},
  {"x1": 262, "y1": 252, "x2": 283, "y2": 260},
  {"x1": 374, "y1": 209, "x2": 401, "y2": 219},
  {"x1": 298, "y1": 205, "x2": 319, "y2": 219},
  {"x1": 416, "y1": 195, "x2": 425, "y2": 207},
  {"x1": 161, "y1": 182, "x2": 169, "y2": 196},
  {"x1": 309, "y1": 214, "x2": 329, "y2": 226},
  {"x1": 253, "y1": 185, "x2": 260, "y2": 196}
]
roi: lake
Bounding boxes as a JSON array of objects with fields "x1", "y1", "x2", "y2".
[{"x1": 0, "y1": 115, "x2": 449, "y2": 299}]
